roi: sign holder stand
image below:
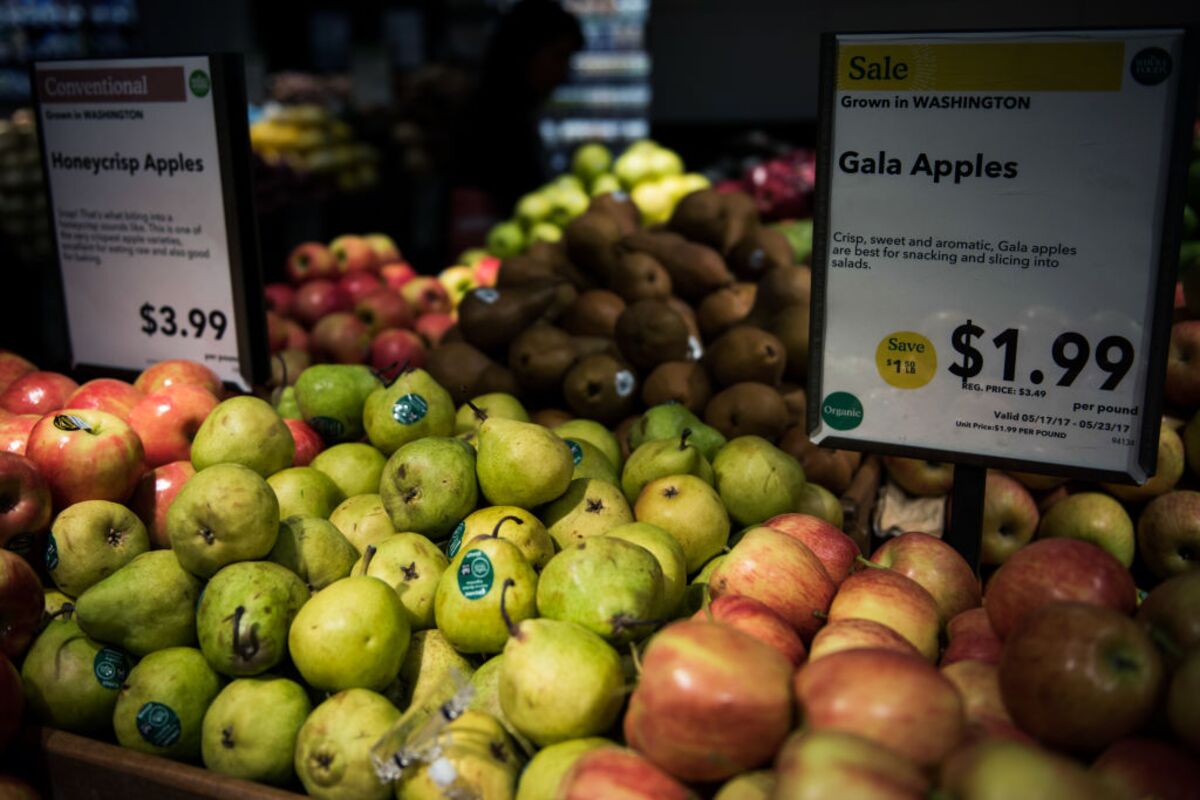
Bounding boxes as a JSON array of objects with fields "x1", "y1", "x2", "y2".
[{"x1": 945, "y1": 464, "x2": 985, "y2": 573}]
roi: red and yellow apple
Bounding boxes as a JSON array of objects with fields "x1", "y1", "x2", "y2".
[
  {"x1": 127, "y1": 383, "x2": 219, "y2": 468},
  {"x1": 1, "y1": 371, "x2": 78, "y2": 416},
  {"x1": 828, "y1": 566, "x2": 941, "y2": 661},
  {"x1": 64, "y1": 378, "x2": 144, "y2": 421},
  {"x1": 0, "y1": 452, "x2": 51, "y2": 548},
  {"x1": 871, "y1": 531, "x2": 981, "y2": 626},
  {"x1": 134, "y1": 359, "x2": 222, "y2": 397},
  {"x1": 129, "y1": 460, "x2": 195, "y2": 549},
  {"x1": 763, "y1": 512, "x2": 860, "y2": 583},
  {"x1": 25, "y1": 409, "x2": 144, "y2": 508}
]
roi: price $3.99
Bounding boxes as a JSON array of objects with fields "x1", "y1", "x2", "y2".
[
  {"x1": 948, "y1": 320, "x2": 1134, "y2": 391},
  {"x1": 140, "y1": 303, "x2": 228, "y2": 340}
]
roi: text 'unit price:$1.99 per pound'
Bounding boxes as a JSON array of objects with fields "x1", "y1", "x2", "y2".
[
  {"x1": 947, "y1": 320, "x2": 1134, "y2": 391},
  {"x1": 140, "y1": 303, "x2": 228, "y2": 340}
]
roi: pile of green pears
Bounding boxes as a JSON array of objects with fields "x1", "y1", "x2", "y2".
[{"x1": 18, "y1": 364, "x2": 837, "y2": 800}]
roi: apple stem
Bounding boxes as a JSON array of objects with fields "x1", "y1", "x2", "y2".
[
  {"x1": 854, "y1": 554, "x2": 885, "y2": 571},
  {"x1": 491, "y1": 515, "x2": 523, "y2": 538},
  {"x1": 812, "y1": 610, "x2": 829, "y2": 621},
  {"x1": 362, "y1": 544, "x2": 377, "y2": 574},
  {"x1": 467, "y1": 400, "x2": 488, "y2": 423},
  {"x1": 679, "y1": 428, "x2": 692, "y2": 451},
  {"x1": 499, "y1": 578, "x2": 521, "y2": 639}
]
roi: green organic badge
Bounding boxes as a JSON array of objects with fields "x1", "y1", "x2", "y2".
[
  {"x1": 566, "y1": 439, "x2": 583, "y2": 465},
  {"x1": 136, "y1": 701, "x2": 182, "y2": 748},
  {"x1": 45, "y1": 534, "x2": 58, "y2": 571},
  {"x1": 392, "y1": 394, "x2": 429, "y2": 425},
  {"x1": 822, "y1": 392, "x2": 864, "y2": 431},
  {"x1": 457, "y1": 549, "x2": 494, "y2": 600},
  {"x1": 93, "y1": 648, "x2": 130, "y2": 690},
  {"x1": 447, "y1": 521, "x2": 466, "y2": 558},
  {"x1": 189, "y1": 69, "x2": 211, "y2": 97}
]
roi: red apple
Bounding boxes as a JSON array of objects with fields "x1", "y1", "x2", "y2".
[
  {"x1": 0, "y1": 653, "x2": 22, "y2": 749},
  {"x1": 808, "y1": 617, "x2": 922, "y2": 662},
  {"x1": 1165, "y1": 320, "x2": 1200, "y2": 409},
  {"x1": 1137, "y1": 490, "x2": 1200, "y2": 580},
  {"x1": 266, "y1": 310, "x2": 289, "y2": 353},
  {"x1": 829, "y1": 566, "x2": 941, "y2": 661},
  {"x1": 64, "y1": 378, "x2": 144, "y2": 421},
  {"x1": 129, "y1": 460, "x2": 195, "y2": 549},
  {"x1": 0, "y1": 350, "x2": 36, "y2": 394},
  {"x1": 883, "y1": 455, "x2": 954, "y2": 496},
  {"x1": 1092, "y1": 737, "x2": 1200, "y2": 800},
  {"x1": 982, "y1": 471, "x2": 1040, "y2": 566},
  {"x1": 941, "y1": 660, "x2": 1013, "y2": 732},
  {"x1": 624, "y1": 619, "x2": 794, "y2": 782},
  {"x1": 942, "y1": 607, "x2": 1003, "y2": 667},
  {"x1": 401, "y1": 276, "x2": 452, "y2": 316},
  {"x1": 0, "y1": 453, "x2": 51, "y2": 548},
  {"x1": 415, "y1": 313, "x2": 456, "y2": 347},
  {"x1": 330, "y1": 234, "x2": 379, "y2": 274},
  {"x1": 774, "y1": 730, "x2": 930, "y2": 799},
  {"x1": 283, "y1": 319, "x2": 309, "y2": 352},
  {"x1": 999, "y1": 602, "x2": 1163, "y2": 751},
  {"x1": 1, "y1": 371, "x2": 78, "y2": 415},
  {"x1": 1167, "y1": 649, "x2": 1200, "y2": 752},
  {"x1": 1009, "y1": 470, "x2": 1068, "y2": 492},
  {"x1": 134, "y1": 359, "x2": 222, "y2": 397},
  {"x1": 473, "y1": 255, "x2": 502, "y2": 287},
  {"x1": 25, "y1": 409, "x2": 144, "y2": 507},
  {"x1": 356, "y1": 289, "x2": 412, "y2": 333},
  {"x1": 794, "y1": 648, "x2": 965, "y2": 766},
  {"x1": 1136, "y1": 570, "x2": 1200, "y2": 670},
  {"x1": 292, "y1": 279, "x2": 352, "y2": 327},
  {"x1": 708, "y1": 527, "x2": 836, "y2": 642},
  {"x1": 0, "y1": 414, "x2": 39, "y2": 455},
  {"x1": 763, "y1": 512, "x2": 860, "y2": 583},
  {"x1": 984, "y1": 538, "x2": 1136, "y2": 640},
  {"x1": 310, "y1": 312, "x2": 371, "y2": 364},
  {"x1": 693, "y1": 594, "x2": 807, "y2": 666},
  {"x1": 370, "y1": 329, "x2": 427, "y2": 382},
  {"x1": 0, "y1": 548, "x2": 44, "y2": 659},
  {"x1": 559, "y1": 747, "x2": 695, "y2": 800},
  {"x1": 380, "y1": 261, "x2": 418, "y2": 290},
  {"x1": 285, "y1": 418, "x2": 323, "y2": 467},
  {"x1": 339, "y1": 271, "x2": 384, "y2": 306},
  {"x1": 871, "y1": 531, "x2": 981, "y2": 626},
  {"x1": 286, "y1": 241, "x2": 337, "y2": 284},
  {"x1": 364, "y1": 233, "x2": 402, "y2": 265},
  {"x1": 263, "y1": 282, "x2": 295, "y2": 316},
  {"x1": 127, "y1": 383, "x2": 220, "y2": 468}
]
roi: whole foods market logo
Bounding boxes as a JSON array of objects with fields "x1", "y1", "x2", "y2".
[
  {"x1": 45, "y1": 534, "x2": 59, "y2": 570},
  {"x1": 1130, "y1": 48, "x2": 1172, "y2": 86},
  {"x1": 447, "y1": 521, "x2": 465, "y2": 558},
  {"x1": 822, "y1": 392, "x2": 863, "y2": 431},
  {"x1": 457, "y1": 549, "x2": 494, "y2": 599},
  {"x1": 136, "y1": 701, "x2": 182, "y2": 747},
  {"x1": 93, "y1": 648, "x2": 130, "y2": 690},
  {"x1": 566, "y1": 440, "x2": 583, "y2": 465},
  {"x1": 392, "y1": 393, "x2": 428, "y2": 425},
  {"x1": 188, "y1": 69, "x2": 211, "y2": 97}
]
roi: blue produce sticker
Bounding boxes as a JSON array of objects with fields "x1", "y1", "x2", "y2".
[
  {"x1": 136, "y1": 701, "x2": 182, "y2": 748},
  {"x1": 93, "y1": 648, "x2": 130, "y2": 690},
  {"x1": 447, "y1": 521, "x2": 465, "y2": 558},
  {"x1": 566, "y1": 440, "x2": 583, "y2": 465},
  {"x1": 45, "y1": 534, "x2": 59, "y2": 571},
  {"x1": 392, "y1": 393, "x2": 428, "y2": 425},
  {"x1": 457, "y1": 550, "x2": 494, "y2": 600}
]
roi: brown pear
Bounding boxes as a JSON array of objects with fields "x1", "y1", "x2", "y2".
[
  {"x1": 704, "y1": 382, "x2": 789, "y2": 440},
  {"x1": 729, "y1": 226, "x2": 794, "y2": 280},
  {"x1": 622, "y1": 230, "x2": 733, "y2": 301},
  {"x1": 589, "y1": 193, "x2": 640, "y2": 234},
  {"x1": 767, "y1": 305, "x2": 811, "y2": 382},
  {"x1": 668, "y1": 189, "x2": 724, "y2": 246},
  {"x1": 457, "y1": 282, "x2": 562, "y2": 355},
  {"x1": 496, "y1": 255, "x2": 556, "y2": 287},
  {"x1": 779, "y1": 383, "x2": 806, "y2": 426},
  {"x1": 698, "y1": 283, "x2": 756, "y2": 341},
  {"x1": 748, "y1": 265, "x2": 811, "y2": 325},
  {"x1": 508, "y1": 325, "x2": 611, "y2": 396},
  {"x1": 611, "y1": 252, "x2": 672, "y2": 302},
  {"x1": 666, "y1": 297, "x2": 701, "y2": 343},
  {"x1": 532, "y1": 409, "x2": 574, "y2": 428},
  {"x1": 563, "y1": 354, "x2": 638, "y2": 424},
  {"x1": 614, "y1": 299, "x2": 690, "y2": 371},
  {"x1": 706, "y1": 325, "x2": 787, "y2": 387},
  {"x1": 563, "y1": 290, "x2": 626, "y2": 338},
  {"x1": 614, "y1": 416, "x2": 639, "y2": 461},
  {"x1": 427, "y1": 342, "x2": 518, "y2": 406},
  {"x1": 564, "y1": 211, "x2": 623, "y2": 284},
  {"x1": 718, "y1": 192, "x2": 761, "y2": 253},
  {"x1": 641, "y1": 361, "x2": 712, "y2": 415}
]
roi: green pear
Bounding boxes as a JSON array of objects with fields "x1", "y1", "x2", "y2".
[
  {"x1": 75, "y1": 550, "x2": 201, "y2": 656},
  {"x1": 311, "y1": 443, "x2": 387, "y2": 499},
  {"x1": 191, "y1": 395, "x2": 294, "y2": 476},
  {"x1": 465, "y1": 654, "x2": 534, "y2": 755},
  {"x1": 555, "y1": 419, "x2": 623, "y2": 471},
  {"x1": 541, "y1": 478, "x2": 633, "y2": 549},
  {"x1": 564, "y1": 437, "x2": 619, "y2": 485},
  {"x1": 352, "y1": 533, "x2": 448, "y2": 630},
  {"x1": 267, "y1": 466, "x2": 346, "y2": 520},
  {"x1": 631, "y1": 403, "x2": 726, "y2": 460},
  {"x1": 796, "y1": 482, "x2": 844, "y2": 528},
  {"x1": 516, "y1": 738, "x2": 616, "y2": 800},
  {"x1": 620, "y1": 431, "x2": 714, "y2": 505},
  {"x1": 201, "y1": 675, "x2": 311, "y2": 785},
  {"x1": 605, "y1": 522, "x2": 688, "y2": 617},
  {"x1": 295, "y1": 364, "x2": 381, "y2": 444},
  {"x1": 455, "y1": 507, "x2": 554, "y2": 569},
  {"x1": 270, "y1": 516, "x2": 359, "y2": 591},
  {"x1": 391, "y1": 629, "x2": 474, "y2": 715},
  {"x1": 634, "y1": 474, "x2": 730, "y2": 573},
  {"x1": 394, "y1": 710, "x2": 522, "y2": 800},
  {"x1": 677, "y1": 554, "x2": 726, "y2": 617},
  {"x1": 363, "y1": 368, "x2": 455, "y2": 455},
  {"x1": 47, "y1": 500, "x2": 149, "y2": 597},
  {"x1": 113, "y1": 646, "x2": 222, "y2": 761},
  {"x1": 295, "y1": 689, "x2": 400, "y2": 800},
  {"x1": 329, "y1": 494, "x2": 396, "y2": 554},
  {"x1": 21, "y1": 617, "x2": 133, "y2": 735},
  {"x1": 167, "y1": 463, "x2": 280, "y2": 578},
  {"x1": 289, "y1": 575, "x2": 409, "y2": 692},
  {"x1": 435, "y1": 538, "x2": 537, "y2": 654},
  {"x1": 197, "y1": 561, "x2": 310, "y2": 676},
  {"x1": 500, "y1": 617, "x2": 624, "y2": 746},
  {"x1": 275, "y1": 385, "x2": 302, "y2": 420},
  {"x1": 455, "y1": 393, "x2": 530, "y2": 433},
  {"x1": 476, "y1": 418, "x2": 574, "y2": 509},
  {"x1": 715, "y1": 770, "x2": 776, "y2": 800},
  {"x1": 380, "y1": 437, "x2": 478, "y2": 541},
  {"x1": 43, "y1": 587, "x2": 73, "y2": 618},
  {"x1": 712, "y1": 436, "x2": 806, "y2": 527},
  {"x1": 536, "y1": 537, "x2": 663, "y2": 643}
]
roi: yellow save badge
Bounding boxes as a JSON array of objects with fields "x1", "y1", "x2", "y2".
[{"x1": 876, "y1": 332, "x2": 937, "y2": 389}]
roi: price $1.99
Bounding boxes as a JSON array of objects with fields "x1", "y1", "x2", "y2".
[
  {"x1": 140, "y1": 303, "x2": 228, "y2": 341},
  {"x1": 947, "y1": 320, "x2": 1134, "y2": 391}
]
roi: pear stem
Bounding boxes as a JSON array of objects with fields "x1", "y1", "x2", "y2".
[
  {"x1": 46, "y1": 602, "x2": 75, "y2": 623},
  {"x1": 230, "y1": 605, "x2": 260, "y2": 662},
  {"x1": 275, "y1": 353, "x2": 289, "y2": 387},
  {"x1": 466, "y1": 400, "x2": 488, "y2": 422},
  {"x1": 499, "y1": 578, "x2": 520, "y2": 639},
  {"x1": 491, "y1": 515, "x2": 524, "y2": 538},
  {"x1": 679, "y1": 427, "x2": 692, "y2": 451},
  {"x1": 362, "y1": 544, "x2": 377, "y2": 574}
]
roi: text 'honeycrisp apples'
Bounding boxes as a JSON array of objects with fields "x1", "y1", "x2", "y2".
[
  {"x1": 808, "y1": 29, "x2": 1196, "y2": 483},
  {"x1": 34, "y1": 56, "x2": 266, "y2": 389}
]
